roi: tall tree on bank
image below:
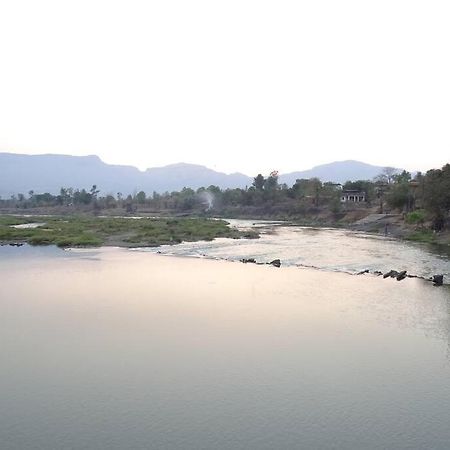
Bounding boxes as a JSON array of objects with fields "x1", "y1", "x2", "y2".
[{"x1": 252, "y1": 174, "x2": 265, "y2": 190}]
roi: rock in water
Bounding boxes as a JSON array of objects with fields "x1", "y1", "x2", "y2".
[
  {"x1": 268, "y1": 259, "x2": 281, "y2": 268},
  {"x1": 241, "y1": 258, "x2": 256, "y2": 264},
  {"x1": 432, "y1": 275, "x2": 444, "y2": 286},
  {"x1": 357, "y1": 269, "x2": 370, "y2": 275},
  {"x1": 383, "y1": 270, "x2": 399, "y2": 279},
  {"x1": 396, "y1": 271, "x2": 407, "y2": 281}
]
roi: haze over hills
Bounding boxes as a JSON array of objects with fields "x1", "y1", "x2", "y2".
[
  {"x1": 0, "y1": 153, "x2": 252, "y2": 198},
  {"x1": 144, "y1": 163, "x2": 251, "y2": 193},
  {"x1": 279, "y1": 160, "x2": 399, "y2": 186},
  {"x1": 0, "y1": 152, "x2": 402, "y2": 197}
]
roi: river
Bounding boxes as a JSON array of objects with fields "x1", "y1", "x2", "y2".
[
  {"x1": 0, "y1": 224, "x2": 449, "y2": 449},
  {"x1": 137, "y1": 219, "x2": 450, "y2": 281}
]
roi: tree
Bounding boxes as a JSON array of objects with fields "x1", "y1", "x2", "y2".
[
  {"x1": 264, "y1": 171, "x2": 279, "y2": 191},
  {"x1": 290, "y1": 179, "x2": 309, "y2": 199},
  {"x1": 311, "y1": 178, "x2": 322, "y2": 206},
  {"x1": 104, "y1": 195, "x2": 117, "y2": 209},
  {"x1": 252, "y1": 174, "x2": 265, "y2": 190},
  {"x1": 206, "y1": 185, "x2": 221, "y2": 195},
  {"x1": 59, "y1": 187, "x2": 73, "y2": 206},
  {"x1": 90, "y1": 185, "x2": 100, "y2": 199},
  {"x1": 73, "y1": 189, "x2": 92, "y2": 205},
  {"x1": 135, "y1": 191, "x2": 146, "y2": 204},
  {"x1": 374, "y1": 167, "x2": 398, "y2": 184},
  {"x1": 386, "y1": 182, "x2": 410, "y2": 210},
  {"x1": 125, "y1": 194, "x2": 134, "y2": 213},
  {"x1": 384, "y1": 171, "x2": 414, "y2": 212},
  {"x1": 393, "y1": 170, "x2": 411, "y2": 184},
  {"x1": 422, "y1": 164, "x2": 450, "y2": 230}
]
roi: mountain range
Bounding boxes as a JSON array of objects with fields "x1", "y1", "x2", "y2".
[{"x1": 0, "y1": 152, "x2": 399, "y2": 197}]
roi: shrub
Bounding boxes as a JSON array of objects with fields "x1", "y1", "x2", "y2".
[{"x1": 405, "y1": 210, "x2": 425, "y2": 225}]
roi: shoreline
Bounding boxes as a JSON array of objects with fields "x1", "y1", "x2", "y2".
[
  {"x1": 1, "y1": 207, "x2": 449, "y2": 246},
  {"x1": 2, "y1": 212, "x2": 449, "y2": 248}
]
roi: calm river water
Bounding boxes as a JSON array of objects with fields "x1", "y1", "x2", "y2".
[{"x1": 1, "y1": 224, "x2": 449, "y2": 449}]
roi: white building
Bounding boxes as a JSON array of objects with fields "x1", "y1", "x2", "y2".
[{"x1": 341, "y1": 190, "x2": 366, "y2": 203}]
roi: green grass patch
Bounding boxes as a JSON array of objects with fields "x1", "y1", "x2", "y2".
[
  {"x1": 0, "y1": 215, "x2": 258, "y2": 248},
  {"x1": 405, "y1": 229, "x2": 436, "y2": 244},
  {"x1": 405, "y1": 209, "x2": 426, "y2": 225},
  {"x1": 0, "y1": 216, "x2": 38, "y2": 226}
]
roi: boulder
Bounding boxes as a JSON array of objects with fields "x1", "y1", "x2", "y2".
[
  {"x1": 383, "y1": 270, "x2": 399, "y2": 279},
  {"x1": 357, "y1": 269, "x2": 370, "y2": 275},
  {"x1": 396, "y1": 270, "x2": 407, "y2": 281},
  {"x1": 432, "y1": 274, "x2": 444, "y2": 286},
  {"x1": 268, "y1": 259, "x2": 281, "y2": 268},
  {"x1": 241, "y1": 258, "x2": 256, "y2": 264}
]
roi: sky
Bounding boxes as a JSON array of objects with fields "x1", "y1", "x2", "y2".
[{"x1": 0, "y1": 1, "x2": 449, "y2": 176}]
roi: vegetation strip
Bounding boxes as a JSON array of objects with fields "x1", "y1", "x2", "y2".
[
  {"x1": 1, "y1": 164, "x2": 448, "y2": 246},
  {"x1": 0, "y1": 216, "x2": 258, "y2": 248}
]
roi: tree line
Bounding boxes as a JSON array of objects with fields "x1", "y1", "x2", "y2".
[{"x1": 1, "y1": 164, "x2": 449, "y2": 230}]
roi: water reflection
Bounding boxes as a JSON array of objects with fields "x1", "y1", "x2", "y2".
[{"x1": 1, "y1": 245, "x2": 450, "y2": 449}]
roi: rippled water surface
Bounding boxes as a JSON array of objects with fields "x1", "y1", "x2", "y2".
[
  {"x1": 1, "y1": 229, "x2": 450, "y2": 449},
  {"x1": 138, "y1": 220, "x2": 450, "y2": 281}
]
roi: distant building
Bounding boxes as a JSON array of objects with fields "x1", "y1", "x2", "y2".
[{"x1": 340, "y1": 190, "x2": 366, "y2": 203}]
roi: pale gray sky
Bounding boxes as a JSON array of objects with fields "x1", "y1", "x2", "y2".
[{"x1": 0, "y1": 0, "x2": 449, "y2": 176}]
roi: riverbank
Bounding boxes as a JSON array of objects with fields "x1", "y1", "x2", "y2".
[
  {"x1": 1, "y1": 207, "x2": 448, "y2": 247},
  {"x1": 347, "y1": 213, "x2": 450, "y2": 246},
  {"x1": 211, "y1": 206, "x2": 450, "y2": 246}
]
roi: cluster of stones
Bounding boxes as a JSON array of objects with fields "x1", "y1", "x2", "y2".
[{"x1": 357, "y1": 268, "x2": 444, "y2": 286}]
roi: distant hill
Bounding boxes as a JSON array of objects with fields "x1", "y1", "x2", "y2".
[
  {"x1": 0, "y1": 153, "x2": 142, "y2": 198},
  {"x1": 145, "y1": 163, "x2": 251, "y2": 193},
  {"x1": 279, "y1": 160, "x2": 399, "y2": 185},
  {"x1": 0, "y1": 153, "x2": 403, "y2": 197},
  {"x1": 0, "y1": 153, "x2": 252, "y2": 197}
]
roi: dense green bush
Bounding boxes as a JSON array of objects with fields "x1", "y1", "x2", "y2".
[{"x1": 405, "y1": 210, "x2": 425, "y2": 225}]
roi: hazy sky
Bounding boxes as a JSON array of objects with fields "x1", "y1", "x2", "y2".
[{"x1": 0, "y1": 1, "x2": 449, "y2": 175}]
